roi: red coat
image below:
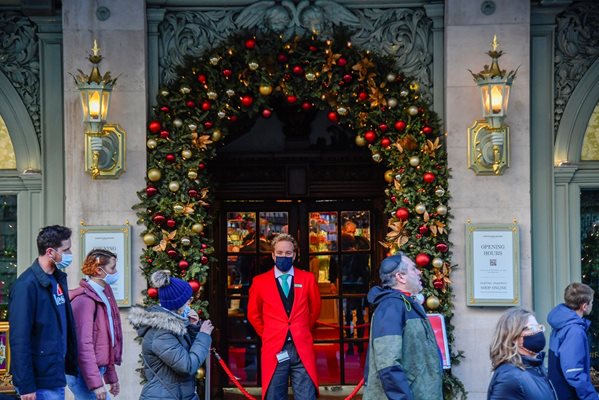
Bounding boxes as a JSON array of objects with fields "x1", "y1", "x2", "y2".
[{"x1": 247, "y1": 267, "x2": 321, "y2": 398}]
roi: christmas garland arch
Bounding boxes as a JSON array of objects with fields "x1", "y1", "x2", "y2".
[{"x1": 135, "y1": 31, "x2": 466, "y2": 398}]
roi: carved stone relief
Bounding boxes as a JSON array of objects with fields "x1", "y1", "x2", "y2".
[
  {"x1": 157, "y1": 1, "x2": 433, "y2": 101},
  {"x1": 554, "y1": 2, "x2": 599, "y2": 134},
  {"x1": 0, "y1": 12, "x2": 40, "y2": 142}
]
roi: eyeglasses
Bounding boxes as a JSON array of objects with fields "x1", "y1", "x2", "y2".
[{"x1": 525, "y1": 324, "x2": 545, "y2": 334}]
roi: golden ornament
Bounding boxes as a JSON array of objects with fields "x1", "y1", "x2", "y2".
[
  {"x1": 248, "y1": 61, "x2": 259, "y2": 70},
  {"x1": 188, "y1": 170, "x2": 198, "y2": 180},
  {"x1": 173, "y1": 118, "x2": 183, "y2": 127},
  {"x1": 179, "y1": 86, "x2": 191, "y2": 94},
  {"x1": 211, "y1": 129, "x2": 222, "y2": 142},
  {"x1": 146, "y1": 139, "x2": 157, "y2": 149},
  {"x1": 415, "y1": 203, "x2": 426, "y2": 214},
  {"x1": 188, "y1": 123, "x2": 197, "y2": 132},
  {"x1": 426, "y1": 295, "x2": 440, "y2": 310},
  {"x1": 207, "y1": 91, "x2": 217, "y2": 100},
  {"x1": 259, "y1": 85, "x2": 273, "y2": 96},
  {"x1": 217, "y1": 111, "x2": 226, "y2": 119},
  {"x1": 180, "y1": 237, "x2": 191, "y2": 246},
  {"x1": 192, "y1": 223, "x2": 204, "y2": 233},
  {"x1": 181, "y1": 149, "x2": 192, "y2": 159},
  {"x1": 160, "y1": 89, "x2": 169, "y2": 96},
  {"x1": 435, "y1": 187, "x2": 445, "y2": 197},
  {"x1": 410, "y1": 81, "x2": 421, "y2": 92},
  {"x1": 409, "y1": 156, "x2": 420, "y2": 166},
  {"x1": 372, "y1": 152, "x2": 382, "y2": 163},
  {"x1": 355, "y1": 135, "x2": 366, "y2": 147},
  {"x1": 226, "y1": 89, "x2": 235, "y2": 97},
  {"x1": 432, "y1": 257, "x2": 444, "y2": 268},
  {"x1": 436, "y1": 205, "x2": 448, "y2": 215},
  {"x1": 195, "y1": 367, "x2": 205, "y2": 380},
  {"x1": 168, "y1": 181, "x2": 180, "y2": 192},
  {"x1": 387, "y1": 97, "x2": 398, "y2": 108},
  {"x1": 173, "y1": 204, "x2": 185, "y2": 214},
  {"x1": 384, "y1": 170, "x2": 395, "y2": 183},
  {"x1": 305, "y1": 72, "x2": 316, "y2": 81},
  {"x1": 337, "y1": 107, "x2": 348, "y2": 116},
  {"x1": 408, "y1": 106, "x2": 419, "y2": 116},
  {"x1": 386, "y1": 73, "x2": 396, "y2": 82},
  {"x1": 143, "y1": 233, "x2": 157, "y2": 246},
  {"x1": 147, "y1": 168, "x2": 162, "y2": 182},
  {"x1": 209, "y1": 56, "x2": 220, "y2": 65}
]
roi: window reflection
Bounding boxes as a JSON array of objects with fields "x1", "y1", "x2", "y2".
[
  {"x1": 0, "y1": 195, "x2": 17, "y2": 320},
  {"x1": 309, "y1": 212, "x2": 338, "y2": 252}
]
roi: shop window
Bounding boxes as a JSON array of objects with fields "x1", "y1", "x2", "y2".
[
  {"x1": 0, "y1": 195, "x2": 17, "y2": 321},
  {"x1": 581, "y1": 102, "x2": 599, "y2": 161},
  {"x1": 581, "y1": 189, "x2": 599, "y2": 371},
  {"x1": 0, "y1": 116, "x2": 16, "y2": 170}
]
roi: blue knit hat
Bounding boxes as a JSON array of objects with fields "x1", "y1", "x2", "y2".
[{"x1": 151, "y1": 270, "x2": 192, "y2": 311}]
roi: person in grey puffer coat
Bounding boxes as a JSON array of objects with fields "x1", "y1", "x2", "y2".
[{"x1": 129, "y1": 270, "x2": 214, "y2": 400}]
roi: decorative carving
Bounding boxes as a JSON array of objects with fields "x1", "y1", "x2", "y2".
[
  {"x1": 157, "y1": 2, "x2": 433, "y2": 101},
  {"x1": 554, "y1": 2, "x2": 599, "y2": 133},
  {"x1": 0, "y1": 12, "x2": 40, "y2": 141}
]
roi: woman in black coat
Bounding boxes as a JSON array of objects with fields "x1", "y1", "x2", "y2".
[{"x1": 487, "y1": 307, "x2": 557, "y2": 400}]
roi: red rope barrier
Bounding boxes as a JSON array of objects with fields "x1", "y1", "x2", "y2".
[
  {"x1": 316, "y1": 320, "x2": 370, "y2": 329},
  {"x1": 211, "y1": 348, "x2": 257, "y2": 400},
  {"x1": 344, "y1": 378, "x2": 364, "y2": 400}
]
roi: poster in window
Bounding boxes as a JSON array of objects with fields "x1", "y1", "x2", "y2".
[{"x1": 427, "y1": 314, "x2": 450, "y2": 369}]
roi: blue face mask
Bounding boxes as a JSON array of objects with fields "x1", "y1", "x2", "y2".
[
  {"x1": 101, "y1": 268, "x2": 120, "y2": 285},
  {"x1": 180, "y1": 305, "x2": 191, "y2": 319},
  {"x1": 275, "y1": 256, "x2": 293, "y2": 272},
  {"x1": 53, "y1": 251, "x2": 73, "y2": 270}
]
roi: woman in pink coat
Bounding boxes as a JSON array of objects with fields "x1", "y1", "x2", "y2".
[{"x1": 66, "y1": 249, "x2": 123, "y2": 400}]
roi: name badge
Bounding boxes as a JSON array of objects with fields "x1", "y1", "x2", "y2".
[
  {"x1": 294, "y1": 284, "x2": 302, "y2": 288},
  {"x1": 276, "y1": 350, "x2": 290, "y2": 364}
]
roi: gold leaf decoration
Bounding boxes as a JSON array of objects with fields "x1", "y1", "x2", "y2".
[{"x1": 153, "y1": 230, "x2": 177, "y2": 252}]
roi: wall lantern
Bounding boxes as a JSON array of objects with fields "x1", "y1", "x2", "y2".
[
  {"x1": 73, "y1": 40, "x2": 126, "y2": 179},
  {"x1": 467, "y1": 35, "x2": 518, "y2": 175}
]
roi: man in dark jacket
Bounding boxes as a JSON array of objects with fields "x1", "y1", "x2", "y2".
[
  {"x1": 8, "y1": 225, "x2": 78, "y2": 399},
  {"x1": 548, "y1": 282, "x2": 599, "y2": 400},
  {"x1": 363, "y1": 253, "x2": 443, "y2": 400}
]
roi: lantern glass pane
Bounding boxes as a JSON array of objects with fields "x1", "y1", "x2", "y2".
[
  {"x1": 89, "y1": 90, "x2": 101, "y2": 120},
  {"x1": 101, "y1": 90, "x2": 111, "y2": 121},
  {"x1": 490, "y1": 85, "x2": 504, "y2": 114},
  {"x1": 79, "y1": 90, "x2": 90, "y2": 122},
  {"x1": 480, "y1": 85, "x2": 491, "y2": 116},
  {"x1": 502, "y1": 85, "x2": 511, "y2": 114}
]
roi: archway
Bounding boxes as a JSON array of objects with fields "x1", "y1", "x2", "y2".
[{"x1": 135, "y1": 31, "x2": 463, "y2": 396}]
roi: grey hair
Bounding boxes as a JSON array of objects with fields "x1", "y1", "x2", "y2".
[
  {"x1": 379, "y1": 253, "x2": 410, "y2": 288},
  {"x1": 271, "y1": 233, "x2": 298, "y2": 251}
]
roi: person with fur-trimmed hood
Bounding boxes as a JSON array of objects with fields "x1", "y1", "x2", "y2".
[
  {"x1": 129, "y1": 270, "x2": 213, "y2": 400},
  {"x1": 363, "y1": 253, "x2": 443, "y2": 400}
]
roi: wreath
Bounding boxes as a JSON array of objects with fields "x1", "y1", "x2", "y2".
[{"x1": 134, "y1": 31, "x2": 466, "y2": 398}]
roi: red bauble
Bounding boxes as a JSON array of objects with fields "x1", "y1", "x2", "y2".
[
  {"x1": 418, "y1": 225, "x2": 429, "y2": 234},
  {"x1": 416, "y1": 234, "x2": 422, "y2": 239},
  {"x1": 364, "y1": 130, "x2": 376, "y2": 143},
  {"x1": 153, "y1": 214, "x2": 166, "y2": 225},
  {"x1": 188, "y1": 189, "x2": 198, "y2": 198},
  {"x1": 433, "y1": 279, "x2": 444, "y2": 290},
  {"x1": 436, "y1": 243, "x2": 449, "y2": 253},
  {"x1": 343, "y1": 74, "x2": 353, "y2": 83},
  {"x1": 160, "y1": 106, "x2": 169, "y2": 112},
  {"x1": 381, "y1": 137, "x2": 391, "y2": 148},
  {"x1": 395, "y1": 208, "x2": 409, "y2": 220},
  {"x1": 422, "y1": 125, "x2": 433, "y2": 135},
  {"x1": 160, "y1": 130, "x2": 169, "y2": 139},
  {"x1": 201, "y1": 101, "x2": 211, "y2": 111},
  {"x1": 146, "y1": 186, "x2": 158, "y2": 197},
  {"x1": 358, "y1": 92, "x2": 368, "y2": 101},
  {"x1": 179, "y1": 260, "x2": 189, "y2": 270},
  {"x1": 262, "y1": 109, "x2": 272, "y2": 118},
  {"x1": 403, "y1": 198, "x2": 410, "y2": 204},
  {"x1": 230, "y1": 115, "x2": 238, "y2": 122},
  {"x1": 286, "y1": 95, "x2": 297, "y2": 104},
  {"x1": 390, "y1": 196, "x2": 397, "y2": 203},
  {"x1": 197, "y1": 74, "x2": 207, "y2": 84},
  {"x1": 301, "y1": 102, "x2": 313, "y2": 111},
  {"x1": 199, "y1": 163, "x2": 206, "y2": 170},
  {"x1": 244, "y1": 38, "x2": 256, "y2": 49},
  {"x1": 166, "y1": 219, "x2": 176, "y2": 228},
  {"x1": 189, "y1": 280, "x2": 201, "y2": 293},
  {"x1": 201, "y1": 255, "x2": 209, "y2": 264},
  {"x1": 167, "y1": 249, "x2": 178, "y2": 258},
  {"x1": 337, "y1": 57, "x2": 347, "y2": 67},
  {"x1": 223, "y1": 69, "x2": 233, "y2": 77},
  {"x1": 277, "y1": 53, "x2": 288, "y2": 63},
  {"x1": 147, "y1": 287, "x2": 158, "y2": 298},
  {"x1": 204, "y1": 121, "x2": 213, "y2": 129},
  {"x1": 241, "y1": 95, "x2": 254, "y2": 107},
  {"x1": 423, "y1": 172, "x2": 436, "y2": 183},
  {"x1": 309, "y1": 45, "x2": 318, "y2": 52},
  {"x1": 379, "y1": 123, "x2": 388, "y2": 133},
  {"x1": 149, "y1": 121, "x2": 161, "y2": 133},
  {"x1": 165, "y1": 154, "x2": 176, "y2": 163},
  {"x1": 394, "y1": 121, "x2": 406, "y2": 131},
  {"x1": 327, "y1": 112, "x2": 338, "y2": 122},
  {"x1": 186, "y1": 100, "x2": 195, "y2": 108},
  {"x1": 292, "y1": 65, "x2": 304, "y2": 76},
  {"x1": 415, "y1": 253, "x2": 430, "y2": 267}
]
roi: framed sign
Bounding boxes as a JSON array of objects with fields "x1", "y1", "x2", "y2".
[
  {"x1": 427, "y1": 313, "x2": 450, "y2": 369},
  {"x1": 80, "y1": 224, "x2": 132, "y2": 307},
  {"x1": 466, "y1": 223, "x2": 520, "y2": 306},
  {"x1": 0, "y1": 322, "x2": 13, "y2": 393}
]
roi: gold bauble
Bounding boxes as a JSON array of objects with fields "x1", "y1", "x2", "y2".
[
  {"x1": 168, "y1": 181, "x2": 180, "y2": 192},
  {"x1": 179, "y1": 86, "x2": 191, "y2": 94},
  {"x1": 146, "y1": 139, "x2": 157, "y2": 149},
  {"x1": 436, "y1": 205, "x2": 448, "y2": 216},
  {"x1": 384, "y1": 170, "x2": 395, "y2": 183},
  {"x1": 207, "y1": 91, "x2": 217, "y2": 100},
  {"x1": 337, "y1": 107, "x2": 348, "y2": 116},
  {"x1": 248, "y1": 61, "x2": 259, "y2": 70},
  {"x1": 188, "y1": 123, "x2": 197, "y2": 132},
  {"x1": 192, "y1": 223, "x2": 204, "y2": 233},
  {"x1": 386, "y1": 73, "x2": 396, "y2": 82},
  {"x1": 147, "y1": 168, "x2": 162, "y2": 182},
  {"x1": 387, "y1": 97, "x2": 398, "y2": 108},
  {"x1": 211, "y1": 129, "x2": 222, "y2": 142},
  {"x1": 426, "y1": 295, "x2": 440, "y2": 310},
  {"x1": 408, "y1": 106, "x2": 419, "y2": 116},
  {"x1": 410, "y1": 81, "x2": 421, "y2": 93},
  {"x1": 432, "y1": 257, "x2": 444, "y2": 268},
  {"x1": 180, "y1": 237, "x2": 191, "y2": 246},
  {"x1": 415, "y1": 203, "x2": 426, "y2": 214},
  {"x1": 259, "y1": 85, "x2": 273, "y2": 96},
  {"x1": 226, "y1": 89, "x2": 235, "y2": 97},
  {"x1": 209, "y1": 56, "x2": 220, "y2": 65},
  {"x1": 181, "y1": 149, "x2": 192, "y2": 159},
  {"x1": 187, "y1": 170, "x2": 198, "y2": 180},
  {"x1": 173, "y1": 118, "x2": 183, "y2": 127},
  {"x1": 355, "y1": 135, "x2": 366, "y2": 147},
  {"x1": 435, "y1": 187, "x2": 446, "y2": 197},
  {"x1": 195, "y1": 367, "x2": 205, "y2": 380},
  {"x1": 409, "y1": 156, "x2": 420, "y2": 167},
  {"x1": 143, "y1": 233, "x2": 157, "y2": 246},
  {"x1": 173, "y1": 204, "x2": 185, "y2": 214},
  {"x1": 372, "y1": 152, "x2": 382, "y2": 163},
  {"x1": 305, "y1": 72, "x2": 316, "y2": 81}
]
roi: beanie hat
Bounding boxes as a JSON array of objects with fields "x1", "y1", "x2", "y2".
[
  {"x1": 379, "y1": 254, "x2": 406, "y2": 280},
  {"x1": 151, "y1": 270, "x2": 193, "y2": 311}
]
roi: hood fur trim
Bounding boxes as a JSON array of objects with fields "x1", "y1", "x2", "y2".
[{"x1": 128, "y1": 306, "x2": 187, "y2": 336}]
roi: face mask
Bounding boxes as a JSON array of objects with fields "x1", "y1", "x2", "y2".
[
  {"x1": 180, "y1": 305, "x2": 191, "y2": 319},
  {"x1": 522, "y1": 331, "x2": 546, "y2": 354},
  {"x1": 275, "y1": 256, "x2": 293, "y2": 272},
  {"x1": 53, "y1": 251, "x2": 73, "y2": 270},
  {"x1": 101, "y1": 268, "x2": 119, "y2": 285}
]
